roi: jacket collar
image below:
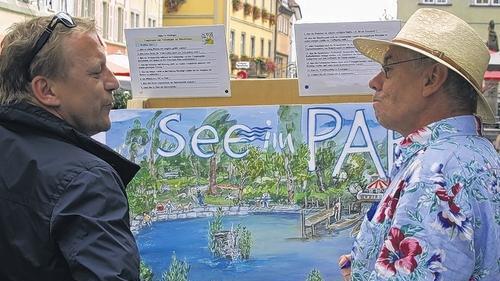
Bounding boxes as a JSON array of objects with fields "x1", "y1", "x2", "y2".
[{"x1": 0, "y1": 102, "x2": 139, "y2": 186}]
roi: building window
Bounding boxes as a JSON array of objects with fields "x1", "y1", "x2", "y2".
[
  {"x1": 250, "y1": 36, "x2": 255, "y2": 57},
  {"x1": 241, "y1": 33, "x2": 246, "y2": 56},
  {"x1": 130, "y1": 12, "x2": 140, "y2": 28},
  {"x1": 230, "y1": 30, "x2": 235, "y2": 54},
  {"x1": 421, "y1": 0, "x2": 448, "y2": 4},
  {"x1": 260, "y1": 38, "x2": 264, "y2": 57},
  {"x1": 46, "y1": 0, "x2": 54, "y2": 11},
  {"x1": 471, "y1": 0, "x2": 500, "y2": 5},
  {"x1": 147, "y1": 18, "x2": 157, "y2": 27},
  {"x1": 117, "y1": 7, "x2": 124, "y2": 42},
  {"x1": 58, "y1": 0, "x2": 67, "y2": 12},
  {"x1": 278, "y1": 15, "x2": 289, "y2": 35},
  {"x1": 81, "y1": 0, "x2": 94, "y2": 17},
  {"x1": 275, "y1": 55, "x2": 283, "y2": 77},
  {"x1": 268, "y1": 40, "x2": 272, "y2": 58},
  {"x1": 102, "y1": 2, "x2": 109, "y2": 39}
]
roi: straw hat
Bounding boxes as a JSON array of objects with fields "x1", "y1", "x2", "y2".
[{"x1": 353, "y1": 8, "x2": 496, "y2": 123}]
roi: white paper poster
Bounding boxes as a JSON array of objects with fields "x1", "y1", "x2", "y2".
[
  {"x1": 295, "y1": 21, "x2": 400, "y2": 96},
  {"x1": 125, "y1": 25, "x2": 231, "y2": 98}
]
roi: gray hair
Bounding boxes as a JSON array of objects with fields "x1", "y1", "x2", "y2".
[
  {"x1": 408, "y1": 51, "x2": 477, "y2": 114},
  {"x1": 0, "y1": 15, "x2": 96, "y2": 105},
  {"x1": 442, "y1": 70, "x2": 477, "y2": 114}
]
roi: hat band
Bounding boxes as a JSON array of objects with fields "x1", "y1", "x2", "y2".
[{"x1": 392, "y1": 38, "x2": 480, "y2": 90}]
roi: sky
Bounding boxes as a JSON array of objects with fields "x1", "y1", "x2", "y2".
[{"x1": 296, "y1": 0, "x2": 398, "y2": 23}]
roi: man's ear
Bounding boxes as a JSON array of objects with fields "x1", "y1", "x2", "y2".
[
  {"x1": 422, "y1": 63, "x2": 448, "y2": 97},
  {"x1": 31, "y1": 76, "x2": 61, "y2": 107}
]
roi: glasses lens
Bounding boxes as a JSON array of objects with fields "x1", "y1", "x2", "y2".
[{"x1": 56, "y1": 12, "x2": 76, "y2": 27}]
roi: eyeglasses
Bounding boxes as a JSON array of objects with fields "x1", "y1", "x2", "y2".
[
  {"x1": 381, "y1": 57, "x2": 428, "y2": 78},
  {"x1": 26, "y1": 12, "x2": 76, "y2": 79}
]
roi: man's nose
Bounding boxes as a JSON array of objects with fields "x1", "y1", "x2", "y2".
[
  {"x1": 104, "y1": 69, "x2": 120, "y2": 92},
  {"x1": 368, "y1": 71, "x2": 384, "y2": 92}
]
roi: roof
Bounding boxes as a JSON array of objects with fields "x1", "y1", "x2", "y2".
[{"x1": 366, "y1": 179, "x2": 389, "y2": 189}]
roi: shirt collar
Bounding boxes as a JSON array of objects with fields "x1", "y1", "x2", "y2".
[{"x1": 394, "y1": 115, "x2": 481, "y2": 170}]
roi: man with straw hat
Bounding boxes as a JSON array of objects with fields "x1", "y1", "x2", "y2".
[{"x1": 338, "y1": 8, "x2": 499, "y2": 281}]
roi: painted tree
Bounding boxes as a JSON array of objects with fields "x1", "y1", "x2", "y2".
[
  {"x1": 233, "y1": 147, "x2": 265, "y2": 202},
  {"x1": 190, "y1": 109, "x2": 236, "y2": 194},
  {"x1": 289, "y1": 144, "x2": 311, "y2": 203},
  {"x1": 124, "y1": 111, "x2": 175, "y2": 214},
  {"x1": 277, "y1": 105, "x2": 302, "y2": 203},
  {"x1": 124, "y1": 119, "x2": 150, "y2": 163},
  {"x1": 314, "y1": 140, "x2": 337, "y2": 192}
]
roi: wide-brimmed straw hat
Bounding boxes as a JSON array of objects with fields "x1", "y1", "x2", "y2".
[{"x1": 353, "y1": 8, "x2": 496, "y2": 123}]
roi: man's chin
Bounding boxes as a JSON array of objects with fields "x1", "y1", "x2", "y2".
[{"x1": 86, "y1": 123, "x2": 111, "y2": 137}]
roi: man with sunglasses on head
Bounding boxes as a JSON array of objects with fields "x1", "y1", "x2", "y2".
[
  {"x1": 0, "y1": 13, "x2": 140, "y2": 280},
  {"x1": 338, "y1": 8, "x2": 499, "y2": 281}
]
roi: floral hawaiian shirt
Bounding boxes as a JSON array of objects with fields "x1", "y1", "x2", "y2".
[{"x1": 351, "y1": 115, "x2": 499, "y2": 281}]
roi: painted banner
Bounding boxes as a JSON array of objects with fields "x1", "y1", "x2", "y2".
[{"x1": 104, "y1": 103, "x2": 400, "y2": 281}]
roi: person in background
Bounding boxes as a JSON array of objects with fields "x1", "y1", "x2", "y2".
[
  {"x1": 339, "y1": 8, "x2": 499, "y2": 280},
  {"x1": 0, "y1": 13, "x2": 140, "y2": 280}
]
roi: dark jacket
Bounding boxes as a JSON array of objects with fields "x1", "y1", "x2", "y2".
[{"x1": 0, "y1": 103, "x2": 141, "y2": 281}]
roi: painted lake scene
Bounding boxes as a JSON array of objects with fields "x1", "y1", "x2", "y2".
[
  {"x1": 137, "y1": 213, "x2": 354, "y2": 281},
  {"x1": 102, "y1": 103, "x2": 397, "y2": 280}
]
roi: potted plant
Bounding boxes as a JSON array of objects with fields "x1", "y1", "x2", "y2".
[
  {"x1": 269, "y1": 14, "x2": 276, "y2": 26},
  {"x1": 252, "y1": 6, "x2": 261, "y2": 20},
  {"x1": 261, "y1": 9, "x2": 269, "y2": 22},
  {"x1": 229, "y1": 54, "x2": 239, "y2": 69},
  {"x1": 243, "y1": 3, "x2": 252, "y2": 16},
  {"x1": 166, "y1": 0, "x2": 186, "y2": 13},
  {"x1": 232, "y1": 0, "x2": 242, "y2": 11},
  {"x1": 265, "y1": 59, "x2": 276, "y2": 74}
]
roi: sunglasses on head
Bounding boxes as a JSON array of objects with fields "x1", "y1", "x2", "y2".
[{"x1": 26, "y1": 12, "x2": 76, "y2": 80}]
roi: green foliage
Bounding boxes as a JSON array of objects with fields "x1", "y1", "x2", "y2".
[
  {"x1": 291, "y1": 144, "x2": 312, "y2": 184},
  {"x1": 233, "y1": 146, "x2": 266, "y2": 202},
  {"x1": 127, "y1": 162, "x2": 157, "y2": 216},
  {"x1": 125, "y1": 119, "x2": 149, "y2": 163},
  {"x1": 236, "y1": 224, "x2": 252, "y2": 259},
  {"x1": 112, "y1": 88, "x2": 132, "y2": 109},
  {"x1": 205, "y1": 194, "x2": 234, "y2": 206},
  {"x1": 165, "y1": 177, "x2": 204, "y2": 189},
  {"x1": 208, "y1": 208, "x2": 224, "y2": 254},
  {"x1": 306, "y1": 269, "x2": 323, "y2": 281},
  {"x1": 140, "y1": 261, "x2": 154, "y2": 281},
  {"x1": 315, "y1": 140, "x2": 337, "y2": 190},
  {"x1": 192, "y1": 109, "x2": 237, "y2": 194},
  {"x1": 208, "y1": 208, "x2": 252, "y2": 260},
  {"x1": 162, "y1": 253, "x2": 190, "y2": 281}
]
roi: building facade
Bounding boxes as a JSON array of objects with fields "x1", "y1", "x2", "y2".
[
  {"x1": 397, "y1": 0, "x2": 500, "y2": 42},
  {"x1": 76, "y1": 0, "x2": 163, "y2": 54},
  {"x1": 164, "y1": 0, "x2": 301, "y2": 78},
  {"x1": 0, "y1": 0, "x2": 163, "y2": 55},
  {"x1": 275, "y1": 0, "x2": 301, "y2": 78},
  {"x1": 0, "y1": 0, "x2": 75, "y2": 38}
]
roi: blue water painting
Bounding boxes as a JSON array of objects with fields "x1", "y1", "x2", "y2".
[{"x1": 136, "y1": 213, "x2": 354, "y2": 281}]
